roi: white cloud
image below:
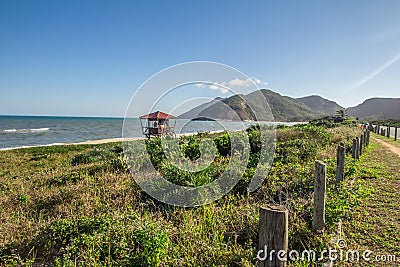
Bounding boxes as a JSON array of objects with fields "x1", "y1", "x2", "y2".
[
  {"x1": 194, "y1": 83, "x2": 206, "y2": 88},
  {"x1": 250, "y1": 77, "x2": 268, "y2": 86},
  {"x1": 209, "y1": 83, "x2": 229, "y2": 93},
  {"x1": 194, "y1": 77, "x2": 268, "y2": 94},
  {"x1": 224, "y1": 77, "x2": 268, "y2": 88},
  {"x1": 194, "y1": 82, "x2": 229, "y2": 93},
  {"x1": 225, "y1": 78, "x2": 253, "y2": 88}
]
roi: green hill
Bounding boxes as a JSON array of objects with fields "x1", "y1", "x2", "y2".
[
  {"x1": 347, "y1": 98, "x2": 400, "y2": 120},
  {"x1": 179, "y1": 89, "x2": 325, "y2": 122},
  {"x1": 297, "y1": 95, "x2": 343, "y2": 115},
  {"x1": 179, "y1": 90, "x2": 399, "y2": 122}
]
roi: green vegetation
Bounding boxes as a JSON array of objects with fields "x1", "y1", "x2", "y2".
[
  {"x1": 0, "y1": 123, "x2": 396, "y2": 266},
  {"x1": 337, "y1": 140, "x2": 400, "y2": 266}
]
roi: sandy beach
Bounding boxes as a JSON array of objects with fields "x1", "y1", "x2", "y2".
[
  {"x1": 75, "y1": 137, "x2": 143, "y2": 145},
  {"x1": 0, "y1": 138, "x2": 141, "y2": 151}
]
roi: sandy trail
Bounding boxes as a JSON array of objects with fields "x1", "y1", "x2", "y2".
[{"x1": 373, "y1": 137, "x2": 400, "y2": 156}]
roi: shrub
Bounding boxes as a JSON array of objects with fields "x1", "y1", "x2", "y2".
[
  {"x1": 214, "y1": 133, "x2": 231, "y2": 156},
  {"x1": 70, "y1": 146, "x2": 129, "y2": 174},
  {"x1": 36, "y1": 214, "x2": 168, "y2": 266},
  {"x1": 179, "y1": 136, "x2": 201, "y2": 160},
  {"x1": 145, "y1": 138, "x2": 166, "y2": 169},
  {"x1": 49, "y1": 171, "x2": 88, "y2": 185},
  {"x1": 275, "y1": 139, "x2": 318, "y2": 163},
  {"x1": 71, "y1": 148, "x2": 117, "y2": 166},
  {"x1": 17, "y1": 193, "x2": 29, "y2": 203}
]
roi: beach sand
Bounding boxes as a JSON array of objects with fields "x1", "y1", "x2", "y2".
[
  {"x1": 75, "y1": 137, "x2": 142, "y2": 145},
  {"x1": 75, "y1": 130, "x2": 224, "y2": 145},
  {"x1": 0, "y1": 138, "x2": 142, "y2": 151}
]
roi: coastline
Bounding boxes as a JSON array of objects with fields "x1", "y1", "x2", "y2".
[
  {"x1": 0, "y1": 130, "x2": 226, "y2": 151},
  {"x1": 0, "y1": 118, "x2": 305, "y2": 152},
  {"x1": 0, "y1": 138, "x2": 141, "y2": 151}
]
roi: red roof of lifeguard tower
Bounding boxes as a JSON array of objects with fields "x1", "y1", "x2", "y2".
[{"x1": 139, "y1": 111, "x2": 177, "y2": 119}]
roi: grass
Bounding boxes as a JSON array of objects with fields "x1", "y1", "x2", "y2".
[
  {"x1": 336, "y1": 139, "x2": 400, "y2": 266},
  {"x1": 1, "y1": 123, "x2": 396, "y2": 266}
]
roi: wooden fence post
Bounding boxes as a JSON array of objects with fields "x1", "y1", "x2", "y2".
[
  {"x1": 355, "y1": 137, "x2": 360, "y2": 160},
  {"x1": 395, "y1": 127, "x2": 398, "y2": 141},
  {"x1": 352, "y1": 139, "x2": 356, "y2": 159},
  {"x1": 364, "y1": 131, "x2": 367, "y2": 146},
  {"x1": 377, "y1": 125, "x2": 380, "y2": 134},
  {"x1": 387, "y1": 126, "x2": 390, "y2": 138},
  {"x1": 258, "y1": 205, "x2": 288, "y2": 267},
  {"x1": 359, "y1": 134, "x2": 364, "y2": 156},
  {"x1": 313, "y1": 160, "x2": 326, "y2": 232},
  {"x1": 335, "y1": 143, "x2": 345, "y2": 183},
  {"x1": 366, "y1": 129, "x2": 370, "y2": 146}
]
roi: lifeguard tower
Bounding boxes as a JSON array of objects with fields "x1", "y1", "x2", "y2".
[{"x1": 139, "y1": 111, "x2": 177, "y2": 138}]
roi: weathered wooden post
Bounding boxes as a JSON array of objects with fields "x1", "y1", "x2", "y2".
[
  {"x1": 377, "y1": 125, "x2": 380, "y2": 134},
  {"x1": 352, "y1": 139, "x2": 356, "y2": 159},
  {"x1": 366, "y1": 129, "x2": 370, "y2": 146},
  {"x1": 364, "y1": 131, "x2": 367, "y2": 146},
  {"x1": 395, "y1": 127, "x2": 398, "y2": 141},
  {"x1": 359, "y1": 134, "x2": 364, "y2": 156},
  {"x1": 387, "y1": 126, "x2": 390, "y2": 138},
  {"x1": 258, "y1": 205, "x2": 288, "y2": 267},
  {"x1": 313, "y1": 160, "x2": 326, "y2": 232},
  {"x1": 355, "y1": 137, "x2": 360, "y2": 160},
  {"x1": 335, "y1": 143, "x2": 345, "y2": 183},
  {"x1": 383, "y1": 128, "x2": 386, "y2": 137}
]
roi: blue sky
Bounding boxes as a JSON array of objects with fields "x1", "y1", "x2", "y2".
[{"x1": 1, "y1": 0, "x2": 399, "y2": 117}]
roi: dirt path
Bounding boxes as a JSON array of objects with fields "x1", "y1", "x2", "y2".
[{"x1": 372, "y1": 137, "x2": 400, "y2": 156}]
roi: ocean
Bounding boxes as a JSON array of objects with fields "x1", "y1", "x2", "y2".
[{"x1": 0, "y1": 115, "x2": 300, "y2": 150}]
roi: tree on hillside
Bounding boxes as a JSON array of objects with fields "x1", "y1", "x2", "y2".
[{"x1": 335, "y1": 108, "x2": 347, "y2": 119}]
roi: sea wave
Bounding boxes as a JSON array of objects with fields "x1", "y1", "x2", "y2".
[{"x1": 0, "y1": 128, "x2": 50, "y2": 133}]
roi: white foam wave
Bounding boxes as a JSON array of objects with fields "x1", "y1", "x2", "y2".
[
  {"x1": 1, "y1": 128, "x2": 50, "y2": 133},
  {"x1": 30, "y1": 128, "x2": 50, "y2": 132}
]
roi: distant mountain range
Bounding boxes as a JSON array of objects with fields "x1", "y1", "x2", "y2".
[
  {"x1": 179, "y1": 89, "x2": 399, "y2": 121},
  {"x1": 347, "y1": 98, "x2": 400, "y2": 120}
]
